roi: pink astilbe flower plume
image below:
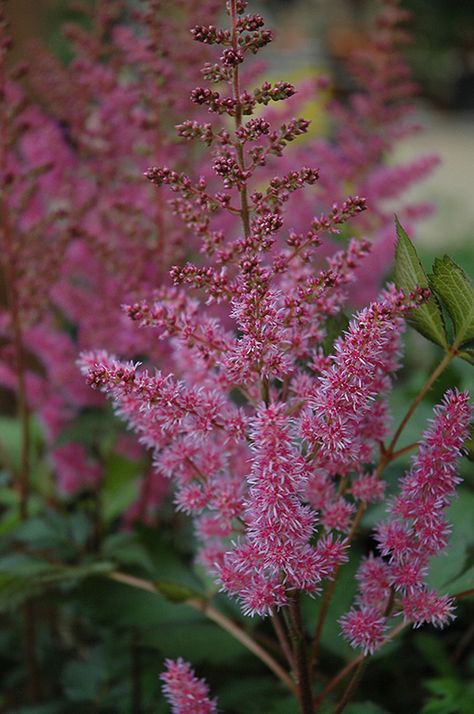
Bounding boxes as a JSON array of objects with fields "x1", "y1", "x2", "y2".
[
  {"x1": 0, "y1": 0, "x2": 222, "y2": 511},
  {"x1": 75, "y1": 0, "x2": 473, "y2": 708},
  {"x1": 342, "y1": 389, "x2": 472, "y2": 654},
  {"x1": 1, "y1": 0, "x2": 437, "y2": 518},
  {"x1": 161, "y1": 658, "x2": 218, "y2": 714},
  {"x1": 80, "y1": 0, "x2": 442, "y2": 629}
]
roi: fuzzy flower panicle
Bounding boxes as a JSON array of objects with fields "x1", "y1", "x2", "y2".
[
  {"x1": 342, "y1": 389, "x2": 471, "y2": 654},
  {"x1": 75, "y1": 3, "x2": 471, "y2": 678},
  {"x1": 161, "y1": 658, "x2": 217, "y2": 714}
]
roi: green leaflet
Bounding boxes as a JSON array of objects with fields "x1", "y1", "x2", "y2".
[
  {"x1": 429, "y1": 256, "x2": 474, "y2": 348},
  {"x1": 394, "y1": 218, "x2": 448, "y2": 348}
]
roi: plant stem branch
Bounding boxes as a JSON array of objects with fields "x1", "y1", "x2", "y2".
[
  {"x1": 333, "y1": 659, "x2": 368, "y2": 714},
  {"x1": 388, "y1": 350, "x2": 454, "y2": 455},
  {"x1": 109, "y1": 571, "x2": 296, "y2": 694},
  {"x1": 288, "y1": 595, "x2": 314, "y2": 714},
  {"x1": 311, "y1": 504, "x2": 365, "y2": 669},
  {"x1": 314, "y1": 622, "x2": 407, "y2": 709},
  {"x1": 230, "y1": 0, "x2": 251, "y2": 240},
  {"x1": 271, "y1": 611, "x2": 295, "y2": 670},
  {"x1": 390, "y1": 441, "x2": 419, "y2": 460}
]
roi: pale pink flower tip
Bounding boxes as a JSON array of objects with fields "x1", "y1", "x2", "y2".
[
  {"x1": 339, "y1": 607, "x2": 387, "y2": 655},
  {"x1": 161, "y1": 658, "x2": 217, "y2": 714}
]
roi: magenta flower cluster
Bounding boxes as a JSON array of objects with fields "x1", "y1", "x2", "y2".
[
  {"x1": 1, "y1": 0, "x2": 438, "y2": 516},
  {"x1": 1, "y1": 0, "x2": 471, "y2": 711},
  {"x1": 161, "y1": 658, "x2": 217, "y2": 714},
  {"x1": 79, "y1": 0, "x2": 471, "y2": 656}
]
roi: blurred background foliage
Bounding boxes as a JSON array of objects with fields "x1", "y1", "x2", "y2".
[{"x1": 1, "y1": 1, "x2": 473, "y2": 712}]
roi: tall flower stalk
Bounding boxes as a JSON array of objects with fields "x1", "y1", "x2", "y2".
[{"x1": 80, "y1": 2, "x2": 472, "y2": 712}]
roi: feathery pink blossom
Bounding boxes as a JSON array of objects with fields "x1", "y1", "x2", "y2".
[{"x1": 161, "y1": 658, "x2": 217, "y2": 714}]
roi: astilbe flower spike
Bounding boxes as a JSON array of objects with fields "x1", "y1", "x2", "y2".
[
  {"x1": 81, "y1": 0, "x2": 436, "y2": 625},
  {"x1": 0, "y1": 0, "x2": 223, "y2": 515},
  {"x1": 341, "y1": 389, "x2": 471, "y2": 654},
  {"x1": 1, "y1": 0, "x2": 436, "y2": 519},
  {"x1": 76, "y1": 0, "x2": 473, "y2": 709},
  {"x1": 161, "y1": 658, "x2": 218, "y2": 714}
]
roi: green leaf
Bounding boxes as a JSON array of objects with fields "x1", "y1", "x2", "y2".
[
  {"x1": 457, "y1": 346, "x2": 474, "y2": 366},
  {"x1": 463, "y1": 424, "x2": 474, "y2": 461},
  {"x1": 154, "y1": 579, "x2": 203, "y2": 603},
  {"x1": 56, "y1": 408, "x2": 118, "y2": 448},
  {"x1": 442, "y1": 564, "x2": 474, "y2": 596},
  {"x1": 14, "y1": 705, "x2": 64, "y2": 714},
  {"x1": 428, "y1": 489, "x2": 474, "y2": 591},
  {"x1": 323, "y1": 312, "x2": 350, "y2": 356},
  {"x1": 62, "y1": 648, "x2": 108, "y2": 702},
  {"x1": 76, "y1": 577, "x2": 202, "y2": 628},
  {"x1": 429, "y1": 255, "x2": 474, "y2": 349},
  {"x1": 0, "y1": 557, "x2": 114, "y2": 611},
  {"x1": 146, "y1": 619, "x2": 248, "y2": 666},
  {"x1": 422, "y1": 678, "x2": 474, "y2": 714},
  {"x1": 102, "y1": 532, "x2": 156, "y2": 574},
  {"x1": 414, "y1": 633, "x2": 457, "y2": 678},
  {"x1": 394, "y1": 218, "x2": 448, "y2": 348},
  {"x1": 103, "y1": 454, "x2": 141, "y2": 523}
]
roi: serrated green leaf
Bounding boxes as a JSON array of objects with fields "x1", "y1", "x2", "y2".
[
  {"x1": 422, "y1": 678, "x2": 474, "y2": 714},
  {"x1": 394, "y1": 218, "x2": 448, "y2": 347},
  {"x1": 154, "y1": 579, "x2": 203, "y2": 603},
  {"x1": 430, "y1": 256, "x2": 474, "y2": 349}
]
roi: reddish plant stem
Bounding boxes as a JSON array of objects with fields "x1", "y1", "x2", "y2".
[
  {"x1": 230, "y1": 0, "x2": 250, "y2": 239},
  {"x1": 387, "y1": 350, "x2": 455, "y2": 455},
  {"x1": 288, "y1": 595, "x2": 314, "y2": 714},
  {"x1": 314, "y1": 622, "x2": 407, "y2": 709},
  {"x1": 0, "y1": 54, "x2": 41, "y2": 703},
  {"x1": 333, "y1": 659, "x2": 368, "y2": 714},
  {"x1": 311, "y1": 503, "x2": 366, "y2": 669},
  {"x1": 390, "y1": 441, "x2": 419, "y2": 460},
  {"x1": 454, "y1": 587, "x2": 474, "y2": 600},
  {"x1": 311, "y1": 349, "x2": 457, "y2": 673},
  {"x1": 271, "y1": 610, "x2": 295, "y2": 670},
  {"x1": 0, "y1": 200, "x2": 30, "y2": 520},
  {"x1": 109, "y1": 571, "x2": 296, "y2": 694}
]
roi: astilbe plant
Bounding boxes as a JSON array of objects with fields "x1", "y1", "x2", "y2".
[
  {"x1": 0, "y1": 0, "x2": 222, "y2": 519},
  {"x1": 250, "y1": 0, "x2": 440, "y2": 306},
  {"x1": 80, "y1": 1, "x2": 473, "y2": 712},
  {"x1": 0, "y1": 0, "x2": 436, "y2": 523}
]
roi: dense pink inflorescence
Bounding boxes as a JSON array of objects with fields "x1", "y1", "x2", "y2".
[
  {"x1": 75, "y1": 0, "x2": 471, "y2": 686},
  {"x1": 341, "y1": 389, "x2": 471, "y2": 655},
  {"x1": 161, "y1": 658, "x2": 218, "y2": 714},
  {"x1": 1, "y1": 0, "x2": 438, "y2": 516},
  {"x1": 78, "y1": 0, "x2": 451, "y2": 623},
  {"x1": 0, "y1": 0, "x2": 221, "y2": 514}
]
